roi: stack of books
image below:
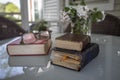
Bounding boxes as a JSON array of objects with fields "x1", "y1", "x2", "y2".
[
  {"x1": 7, "y1": 33, "x2": 52, "y2": 56},
  {"x1": 51, "y1": 33, "x2": 99, "y2": 71},
  {"x1": 7, "y1": 33, "x2": 52, "y2": 68}
]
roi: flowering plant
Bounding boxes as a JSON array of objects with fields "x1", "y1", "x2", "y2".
[{"x1": 60, "y1": 0, "x2": 104, "y2": 35}]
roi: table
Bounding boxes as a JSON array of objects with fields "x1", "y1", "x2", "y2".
[{"x1": 0, "y1": 33, "x2": 120, "y2": 80}]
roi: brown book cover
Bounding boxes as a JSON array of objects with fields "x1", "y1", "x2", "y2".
[
  {"x1": 55, "y1": 33, "x2": 91, "y2": 51},
  {"x1": 7, "y1": 38, "x2": 52, "y2": 56}
]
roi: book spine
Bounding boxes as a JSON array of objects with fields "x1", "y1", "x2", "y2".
[
  {"x1": 82, "y1": 36, "x2": 91, "y2": 49},
  {"x1": 80, "y1": 43, "x2": 99, "y2": 69}
]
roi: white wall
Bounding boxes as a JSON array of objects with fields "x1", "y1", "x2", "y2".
[{"x1": 106, "y1": 0, "x2": 120, "y2": 18}]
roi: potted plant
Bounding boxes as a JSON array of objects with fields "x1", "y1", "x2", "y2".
[
  {"x1": 30, "y1": 20, "x2": 51, "y2": 39},
  {"x1": 30, "y1": 20, "x2": 48, "y2": 32},
  {"x1": 60, "y1": 0, "x2": 104, "y2": 35}
]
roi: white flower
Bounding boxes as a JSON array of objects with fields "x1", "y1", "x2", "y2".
[
  {"x1": 97, "y1": 11, "x2": 105, "y2": 22},
  {"x1": 77, "y1": 5, "x2": 89, "y2": 17},
  {"x1": 60, "y1": 11, "x2": 71, "y2": 22}
]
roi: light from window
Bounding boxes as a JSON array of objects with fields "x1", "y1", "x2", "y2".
[
  {"x1": 0, "y1": 0, "x2": 21, "y2": 25},
  {"x1": 28, "y1": 0, "x2": 42, "y2": 22}
]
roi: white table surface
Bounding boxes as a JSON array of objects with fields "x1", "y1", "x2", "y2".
[{"x1": 0, "y1": 33, "x2": 120, "y2": 80}]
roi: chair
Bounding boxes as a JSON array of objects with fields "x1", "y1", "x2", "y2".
[
  {"x1": 92, "y1": 13, "x2": 120, "y2": 36},
  {"x1": 0, "y1": 16, "x2": 26, "y2": 40}
]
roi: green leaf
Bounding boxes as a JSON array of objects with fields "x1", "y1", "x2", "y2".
[
  {"x1": 90, "y1": 8, "x2": 103, "y2": 22},
  {"x1": 31, "y1": 20, "x2": 48, "y2": 31},
  {"x1": 70, "y1": 8, "x2": 77, "y2": 16},
  {"x1": 93, "y1": 8, "x2": 97, "y2": 11},
  {"x1": 96, "y1": 11, "x2": 103, "y2": 20},
  {"x1": 63, "y1": 7, "x2": 70, "y2": 12},
  {"x1": 80, "y1": 0, "x2": 86, "y2": 6}
]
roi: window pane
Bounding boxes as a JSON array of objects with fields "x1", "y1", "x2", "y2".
[
  {"x1": 0, "y1": 0, "x2": 21, "y2": 25},
  {"x1": 0, "y1": 0, "x2": 20, "y2": 12},
  {"x1": 28, "y1": 0, "x2": 43, "y2": 22}
]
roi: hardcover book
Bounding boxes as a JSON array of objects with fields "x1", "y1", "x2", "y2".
[
  {"x1": 55, "y1": 33, "x2": 91, "y2": 51},
  {"x1": 9, "y1": 55, "x2": 50, "y2": 67},
  {"x1": 7, "y1": 38, "x2": 52, "y2": 56},
  {"x1": 51, "y1": 43, "x2": 99, "y2": 71}
]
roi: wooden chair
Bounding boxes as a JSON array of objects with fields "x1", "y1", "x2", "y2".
[
  {"x1": 92, "y1": 14, "x2": 120, "y2": 36},
  {"x1": 0, "y1": 16, "x2": 26, "y2": 40}
]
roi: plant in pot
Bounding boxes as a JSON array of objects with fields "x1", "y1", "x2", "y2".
[
  {"x1": 60, "y1": 0, "x2": 104, "y2": 35},
  {"x1": 30, "y1": 20, "x2": 51, "y2": 39}
]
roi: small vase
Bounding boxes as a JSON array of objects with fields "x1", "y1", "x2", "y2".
[
  {"x1": 70, "y1": 19, "x2": 91, "y2": 36},
  {"x1": 86, "y1": 19, "x2": 92, "y2": 36},
  {"x1": 70, "y1": 22, "x2": 75, "y2": 34},
  {"x1": 71, "y1": 22, "x2": 83, "y2": 35},
  {"x1": 81, "y1": 19, "x2": 92, "y2": 36}
]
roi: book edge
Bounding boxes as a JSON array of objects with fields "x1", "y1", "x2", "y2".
[{"x1": 7, "y1": 39, "x2": 52, "y2": 56}]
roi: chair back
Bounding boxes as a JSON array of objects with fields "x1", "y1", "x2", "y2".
[
  {"x1": 92, "y1": 14, "x2": 120, "y2": 36},
  {"x1": 0, "y1": 16, "x2": 26, "y2": 40}
]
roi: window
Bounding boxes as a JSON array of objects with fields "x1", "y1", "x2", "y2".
[
  {"x1": 28, "y1": 0, "x2": 43, "y2": 22},
  {"x1": 0, "y1": 0, "x2": 21, "y2": 25},
  {"x1": 0, "y1": 0, "x2": 43, "y2": 30},
  {"x1": 0, "y1": 0, "x2": 63, "y2": 32},
  {"x1": 20, "y1": 0, "x2": 43, "y2": 31}
]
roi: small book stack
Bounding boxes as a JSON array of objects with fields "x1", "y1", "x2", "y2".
[
  {"x1": 51, "y1": 33, "x2": 99, "y2": 71},
  {"x1": 7, "y1": 33, "x2": 52, "y2": 56}
]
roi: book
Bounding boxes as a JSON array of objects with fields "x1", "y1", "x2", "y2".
[
  {"x1": 8, "y1": 55, "x2": 50, "y2": 67},
  {"x1": 7, "y1": 38, "x2": 52, "y2": 56},
  {"x1": 55, "y1": 33, "x2": 91, "y2": 51},
  {"x1": 51, "y1": 43, "x2": 99, "y2": 71}
]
